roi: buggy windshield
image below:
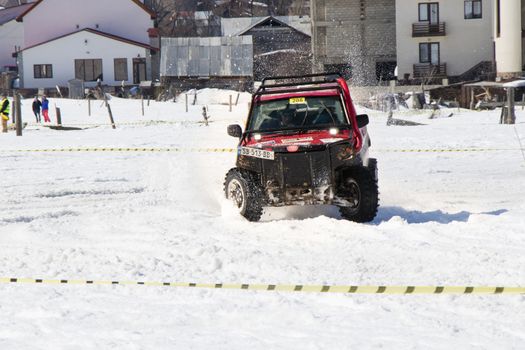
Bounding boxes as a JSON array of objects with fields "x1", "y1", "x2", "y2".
[{"x1": 247, "y1": 95, "x2": 348, "y2": 132}]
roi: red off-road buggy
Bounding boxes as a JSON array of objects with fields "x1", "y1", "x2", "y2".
[{"x1": 224, "y1": 73, "x2": 379, "y2": 222}]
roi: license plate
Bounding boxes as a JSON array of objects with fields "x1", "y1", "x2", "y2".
[{"x1": 240, "y1": 147, "x2": 275, "y2": 160}]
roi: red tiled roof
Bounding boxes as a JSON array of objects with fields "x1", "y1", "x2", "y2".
[
  {"x1": 19, "y1": 28, "x2": 158, "y2": 52},
  {"x1": 0, "y1": 3, "x2": 32, "y2": 25}
]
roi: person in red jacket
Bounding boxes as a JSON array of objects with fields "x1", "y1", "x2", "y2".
[{"x1": 41, "y1": 95, "x2": 50, "y2": 123}]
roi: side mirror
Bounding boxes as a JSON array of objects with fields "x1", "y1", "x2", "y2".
[
  {"x1": 227, "y1": 124, "x2": 242, "y2": 138},
  {"x1": 356, "y1": 114, "x2": 369, "y2": 128}
]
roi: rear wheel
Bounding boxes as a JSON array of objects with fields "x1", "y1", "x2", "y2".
[
  {"x1": 224, "y1": 168, "x2": 263, "y2": 222},
  {"x1": 338, "y1": 163, "x2": 379, "y2": 223}
]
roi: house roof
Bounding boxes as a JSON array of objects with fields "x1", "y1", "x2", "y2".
[
  {"x1": 19, "y1": 28, "x2": 157, "y2": 52},
  {"x1": 0, "y1": 3, "x2": 32, "y2": 25},
  {"x1": 221, "y1": 15, "x2": 311, "y2": 37},
  {"x1": 16, "y1": 0, "x2": 155, "y2": 22},
  {"x1": 0, "y1": 0, "x2": 34, "y2": 8}
]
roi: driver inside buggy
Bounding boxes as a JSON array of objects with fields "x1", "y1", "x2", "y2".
[
  {"x1": 258, "y1": 104, "x2": 299, "y2": 130},
  {"x1": 254, "y1": 97, "x2": 345, "y2": 131}
]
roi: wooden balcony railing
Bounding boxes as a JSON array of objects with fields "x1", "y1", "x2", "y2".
[
  {"x1": 412, "y1": 22, "x2": 446, "y2": 37},
  {"x1": 413, "y1": 63, "x2": 447, "y2": 78}
]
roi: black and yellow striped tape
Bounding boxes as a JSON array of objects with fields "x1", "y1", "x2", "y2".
[
  {"x1": 0, "y1": 148, "x2": 522, "y2": 154},
  {"x1": 1, "y1": 278, "x2": 523, "y2": 294},
  {"x1": 0, "y1": 147, "x2": 236, "y2": 153},
  {"x1": 27, "y1": 120, "x2": 215, "y2": 127}
]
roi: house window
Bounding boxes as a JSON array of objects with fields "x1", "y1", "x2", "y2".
[
  {"x1": 465, "y1": 0, "x2": 482, "y2": 19},
  {"x1": 34, "y1": 64, "x2": 53, "y2": 79},
  {"x1": 419, "y1": 43, "x2": 440, "y2": 65},
  {"x1": 419, "y1": 2, "x2": 439, "y2": 24},
  {"x1": 114, "y1": 58, "x2": 128, "y2": 81},
  {"x1": 75, "y1": 59, "x2": 103, "y2": 81}
]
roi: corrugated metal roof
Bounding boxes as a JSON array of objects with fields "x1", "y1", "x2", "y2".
[
  {"x1": 0, "y1": 3, "x2": 31, "y2": 25},
  {"x1": 221, "y1": 15, "x2": 311, "y2": 37},
  {"x1": 161, "y1": 36, "x2": 253, "y2": 77}
]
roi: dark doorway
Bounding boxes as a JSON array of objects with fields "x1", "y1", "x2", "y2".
[{"x1": 133, "y1": 58, "x2": 147, "y2": 84}]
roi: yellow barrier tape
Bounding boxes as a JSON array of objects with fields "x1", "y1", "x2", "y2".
[
  {"x1": 26, "y1": 120, "x2": 218, "y2": 127},
  {"x1": 375, "y1": 148, "x2": 520, "y2": 153},
  {"x1": 0, "y1": 148, "x2": 236, "y2": 153},
  {"x1": 1, "y1": 278, "x2": 523, "y2": 294},
  {"x1": 0, "y1": 148, "x2": 522, "y2": 154}
]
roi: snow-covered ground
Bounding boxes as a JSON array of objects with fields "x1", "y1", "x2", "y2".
[{"x1": 0, "y1": 90, "x2": 524, "y2": 349}]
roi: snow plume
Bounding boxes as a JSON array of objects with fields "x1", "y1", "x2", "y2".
[{"x1": 143, "y1": 154, "x2": 222, "y2": 215}]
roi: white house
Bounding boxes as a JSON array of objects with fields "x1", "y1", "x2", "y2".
[
  {"x1": 0, "y1": 3, "x2": 31, "y2": 72},
  {"x1": 18, "y1": 28, "x2": 156, "y2": 89},
  {"x1": 396, "y1": 0, "x2": 525, "y2": 82},
  {"x1": 396, "y1": 0, "x2": 494, "y2": 81},
  {"x1": 15, "y1": 0, "x2": 157, "y2": 88}
]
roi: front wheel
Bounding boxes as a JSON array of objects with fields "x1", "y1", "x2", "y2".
[
  {"x1": 224, "y1": 168, "x2": 263, "y2": 222},
  {"x1": 338, "y1": 164, "x2": 379, "y2": 223}
]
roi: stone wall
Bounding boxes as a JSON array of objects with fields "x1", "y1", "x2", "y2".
[{"x1": 311, "y1": 0, "x2": 396, "y2": 86}]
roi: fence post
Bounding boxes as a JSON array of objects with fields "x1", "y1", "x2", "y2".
[
  {"x1": 185, "y1": 94, "x2": 188, "y2": 113},
  {"x1": 504, "y1": 87, "x2": 516, "y2": 124},
  {"x1": 229, "y1": 94, "x2": 232, "y2": 112},
  {"x1": 15, "y1": 93, "x2": 22, "y2": 136},
  {"x1": 88, "y1": 98, "x2": 91, "y2": 116},
  {"x1": 141, "y1": 95, "x2": 145, "y2": 116},
  {"x1": 107, "y1": 104, "x2": 116, "y2": 129},
  {"x1": 103, "y1": 94, "x2": 116, "y2": 129},
  {"x1": 55, "y1": 106, "x2": 62, "y2": 127}
]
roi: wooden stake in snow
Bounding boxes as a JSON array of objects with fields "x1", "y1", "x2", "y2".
[
  {"x1": 55, "y1": 106, "x2": 62, "y2": 127},
  {"x1": 88, "y1": 98, "x2": 91, "y2": 117},
  {"x1": 107, "y1": 104, "x2": 116, "y2": 129},
  {"x1": 141, "y1": 95, "x2": 145, "y2": 116},
  {"x1": 15, "y1": 93, "x2": 22, "y2": 136},
  {"x1": 235, "y1": 93, "x2": 240, "y2": 106},
  {"x1": 103, "y1": 94, "x2": 116, "y2": 129},
  {"x1": 229, "y1": 95, "x2": 232, "y2": 112},
  {"x1": 202, "y1": 106, "x2": 209, "y2": 126},
  {"x1": 185, "y1": 94, "x2": 188, "y2": 113}
]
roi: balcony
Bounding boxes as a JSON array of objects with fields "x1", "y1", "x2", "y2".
[
  {"x1": 412, "y1": 22, "x2": 446, "y2": 37},
  {"x1": 413, "y1": 63, "x2": 447, "y2": 78}
]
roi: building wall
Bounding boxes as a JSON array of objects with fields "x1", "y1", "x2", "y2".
[
  {"x1": 21, "y1": 0, "x2": 153, "y2": 47},
  {"x1": 493, "y1": 0, "x2": 522, "y2": 77},
  {"x1": 21, "y1": 31, "x2": 149, "y2": 88},
  {"x1": 245, "y1": 25, "x2": 311, "y2": 80},
  {"x1": 311, "y1": 0, "x2": 396, "y2": 85},
  {"x1": 396, "y1": 0, "x2": 493, "y2": 80},
  {"x1": 0, "y1": 19, "x2": 23, "y2": 70}
]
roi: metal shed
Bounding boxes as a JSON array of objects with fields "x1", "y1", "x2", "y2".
[{"x1": 160, "y1": 36, "x2": 254, "y2": 78}]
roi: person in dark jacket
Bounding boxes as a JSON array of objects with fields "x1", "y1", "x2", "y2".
[
  {"x1": 41, "y1": 95, "x2": 50, "y2": 123},
  {"x1": 32, "y1": 96, "x2": 42, "y2": 123},
  {"x1": 0, "y1": 94, "x2": 10, "y2": 133}
]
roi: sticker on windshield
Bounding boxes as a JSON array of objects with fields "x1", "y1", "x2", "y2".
[{"x1": 289, "y1": 97, "x2": 306, "y2": 104}]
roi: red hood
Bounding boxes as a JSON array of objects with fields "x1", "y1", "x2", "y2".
[{"x1": 243, "y1": 129, "x2": 351, "y2": 150}]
